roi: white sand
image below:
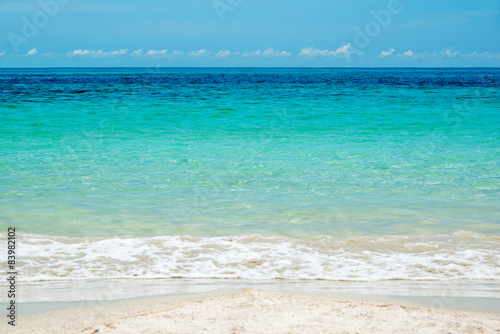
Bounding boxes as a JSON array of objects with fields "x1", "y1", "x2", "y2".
[{"x1": 4, "y1": 289, "x2": 500, "y2": 333}]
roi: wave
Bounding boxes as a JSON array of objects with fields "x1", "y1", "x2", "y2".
[{"x1": 3, "y1": 232, "x2": 499, "y2": 282}]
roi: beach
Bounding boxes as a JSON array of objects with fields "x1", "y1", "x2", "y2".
[
  {"x1": 3, "y1": 279, "x2": 500, "y2": 333},
  {"x1": 4, "y1": 287, "x2": 500, "y2": 334}
]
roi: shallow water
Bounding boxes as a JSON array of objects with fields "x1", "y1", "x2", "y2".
[{"x1": 1, "y1": 68, "x2": 499, "y2": 281}]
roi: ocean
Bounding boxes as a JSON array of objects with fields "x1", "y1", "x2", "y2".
[{"x1": 1, "y1": 67, "x2": 499, "y2": 282}]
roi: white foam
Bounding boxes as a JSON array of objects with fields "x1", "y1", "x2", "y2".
[{"x1": 2, "y1": 232, "x2": 499, "y2": 282}]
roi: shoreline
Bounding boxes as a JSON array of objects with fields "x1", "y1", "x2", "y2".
[
  {"x1": 15, "y1": 294, "x2": 500, "y2": 317},
  {"x1": 4, "y1": 279, "x2": 500, "y2": 315},
  {"x1": 3, "y1": 288, "x2": 500, "y2": 333}
]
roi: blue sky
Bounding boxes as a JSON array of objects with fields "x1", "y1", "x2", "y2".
[{"x1": 1, "y1": 0, "x2": 499, "y2": 67}]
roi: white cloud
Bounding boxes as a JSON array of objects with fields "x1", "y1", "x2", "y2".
[
  {"x1": 334, "y1": 44, "x2": 352, "y2": 57},
  {"x1": 242, "y1": 50, "x2": 256, "y2": 57},
  {"x1": 146, "y1": 49, "x2": 168, "y2": 56},
  {"x1": 91, "y1": 49, "x2": 128, "y2": 58},
  {"x1": 442, "y1": 49, "x2": 459, "y2": 57},
  {"x1": 26, "y1": 47, "x2": 500, "y2": 62},
  {"x1": 463, "y1": 51, "x2": 500, "y2": 59},
  {"x1": 131, "y1": 49, "x2": 143, "y2": 56},
  {"x1": 300, "y1": 47, "x2": 326, "y2": 56},
  {"x1": 67, "y1": 49, "x2": 128, "y2": 57},
  {"x1": 464, "y1": 51, "x2": 480, "y2": 58},
  {"x1": 0, "y1": 52, "x2": 5, "y2": 56},
  {"x1": 263, "y1": 48, "x2": 291, "y2": 57},
  {"x1": 396, "y1": 50, "x2": 440, "y2": 59},
  {"x1": 243, "y1": 48, "x2": 291, "y2": 57},
  {"x1": 189, "y1": 49, "x2": 210, "y2": 57},
  {"x1": 379, "y1": 48, "x2": 395, "y2": 58},
  {"x1": 299, "y1": 44, "x2": 353, "y2": 58},
  {"x1": 69, "y1": 49, "x2": 92, "y2": 56},
  {"x1": 215, "y1": 50, "x2": 231, "y2": 57}
]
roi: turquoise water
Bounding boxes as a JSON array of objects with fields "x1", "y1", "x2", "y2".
[{"x1": 1, "y1": 68, "x2": 499, "y2": 281}]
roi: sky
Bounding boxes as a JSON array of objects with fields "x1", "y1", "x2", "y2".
[{"x1": 0, "y1": 0, "x2": 499, "y2": 67}]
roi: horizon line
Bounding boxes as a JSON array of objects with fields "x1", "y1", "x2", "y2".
[{"x1": 1, "y1": 66, "x2": 500, "y2": 69}]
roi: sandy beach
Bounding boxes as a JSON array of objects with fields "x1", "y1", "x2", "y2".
[{"x1": 4, "y1": 288, "x2": 499, "y2": 334}]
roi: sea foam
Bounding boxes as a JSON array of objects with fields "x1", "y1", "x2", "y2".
[{"x1": 4, "y1": 232, "x2": 499, "y2": 282}]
